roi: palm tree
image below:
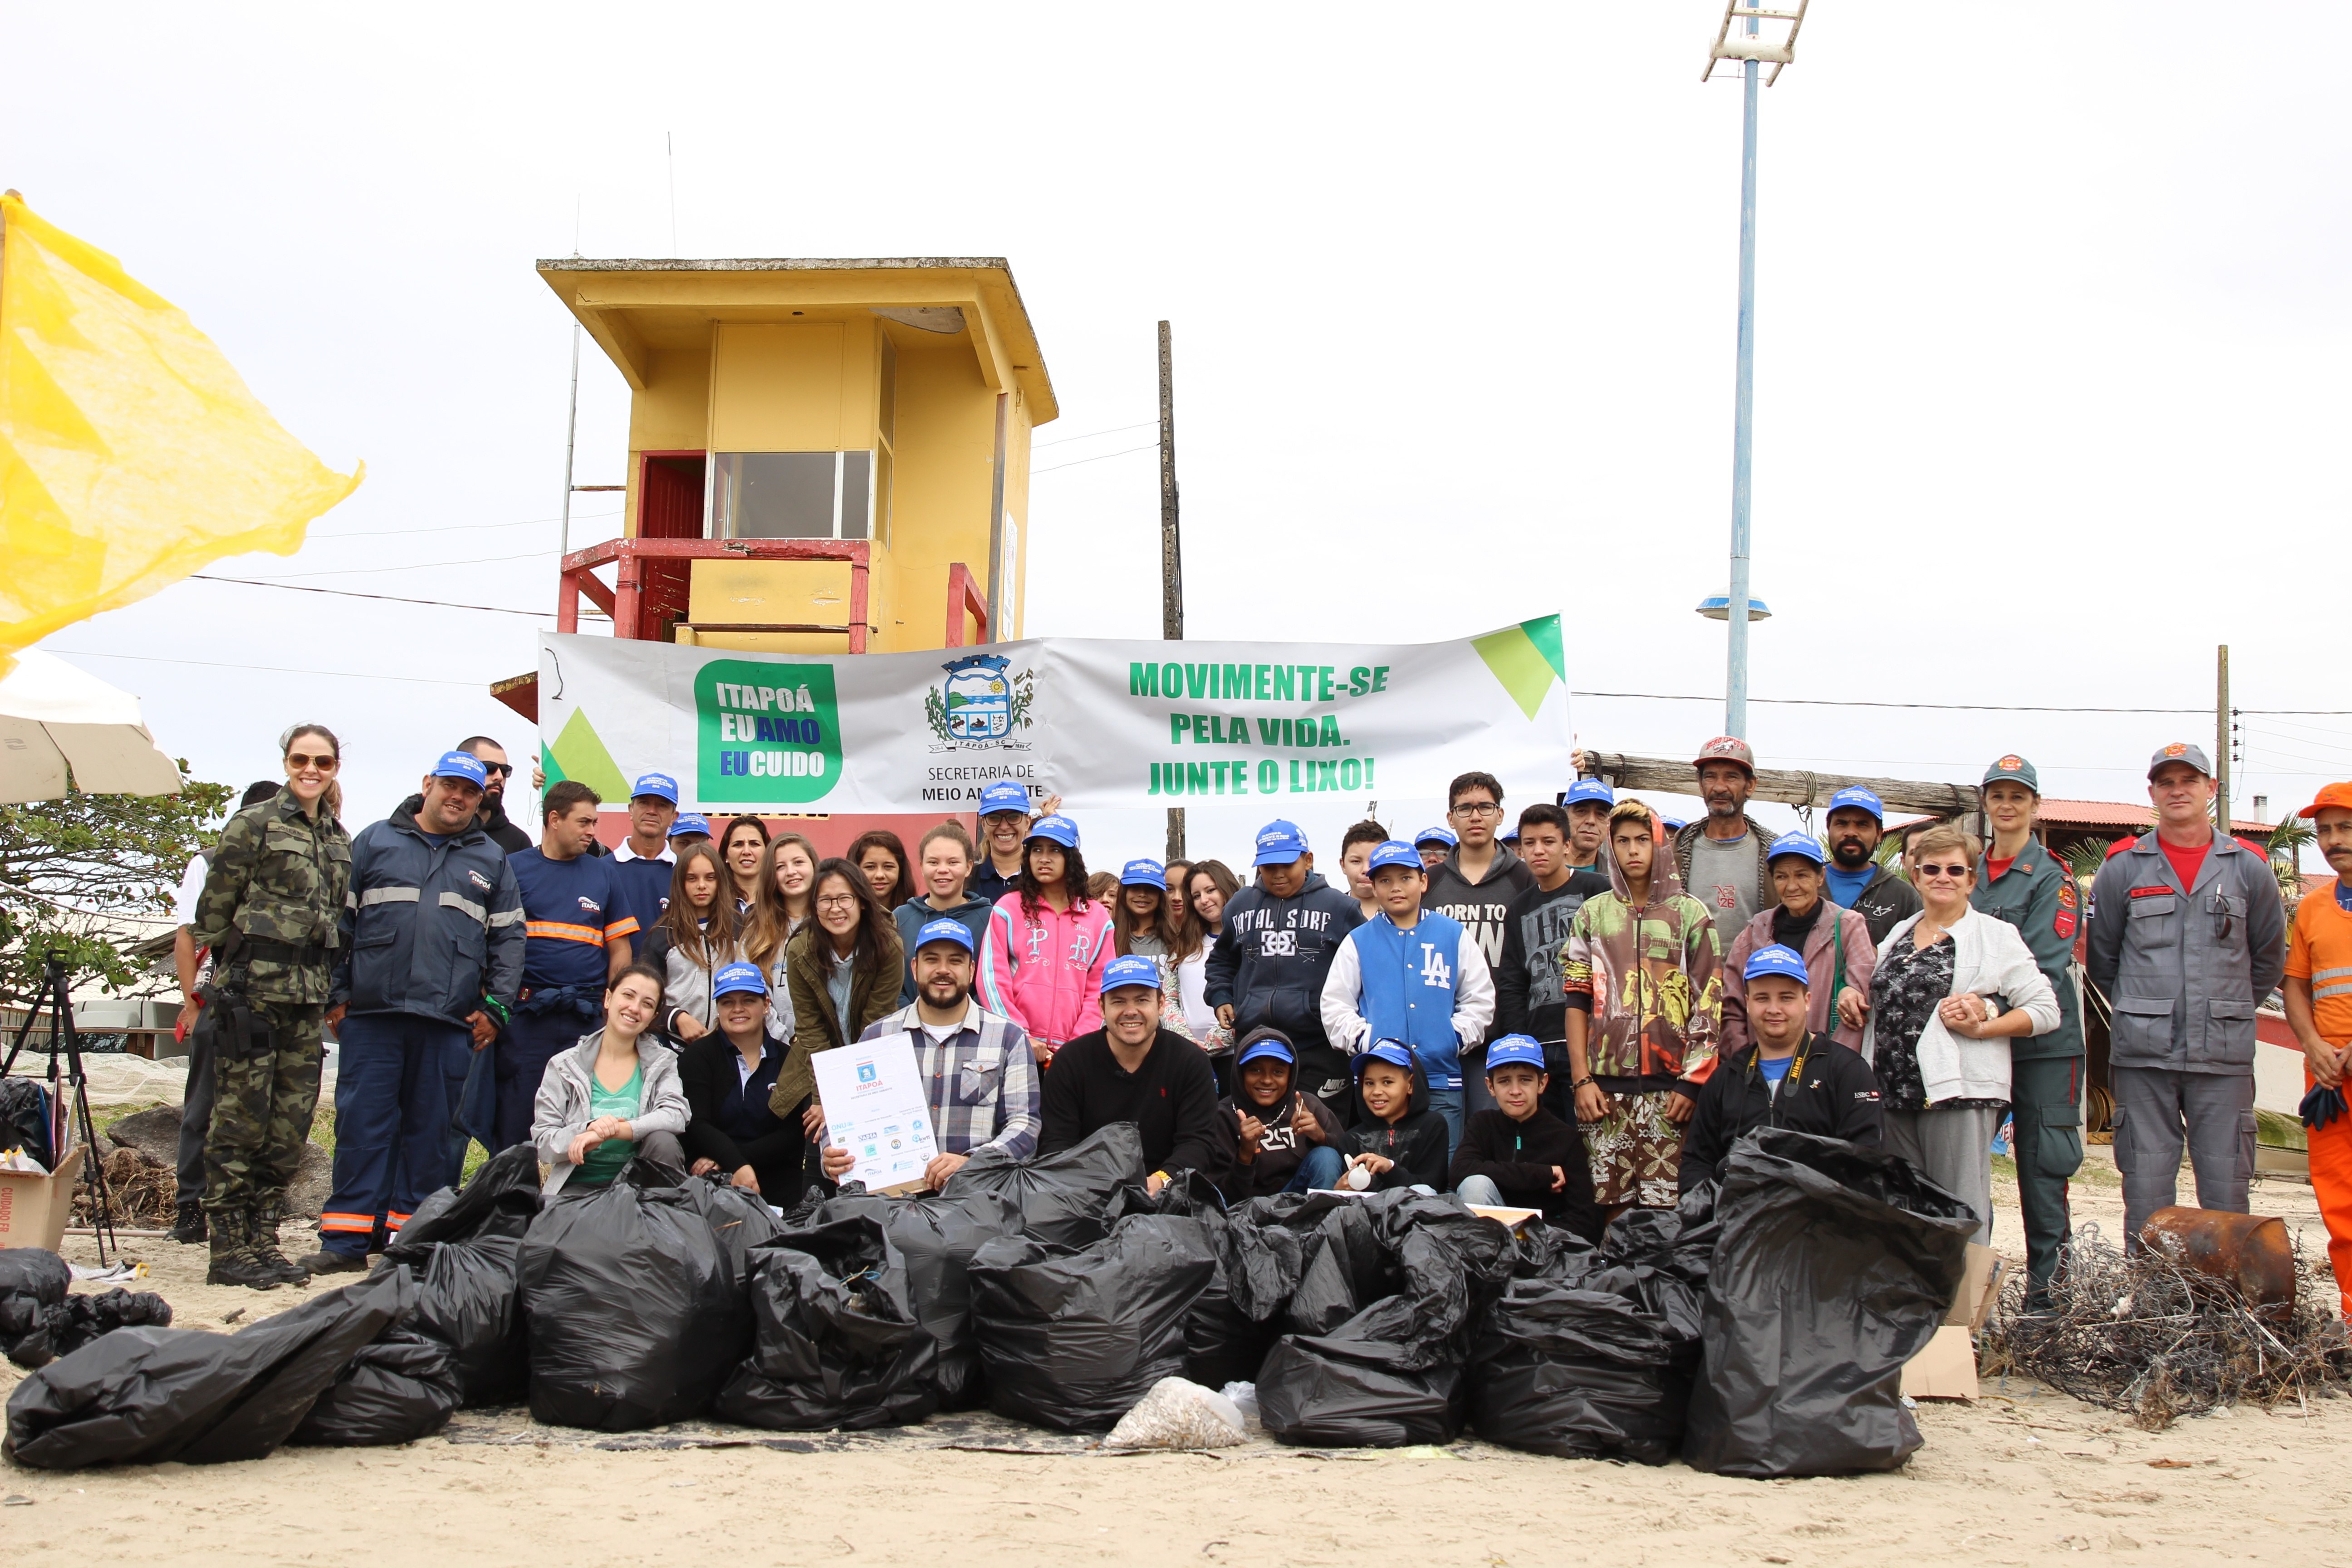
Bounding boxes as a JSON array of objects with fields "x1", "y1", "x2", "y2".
[{"x1": 2267, "y1": 819, "x2": 2314, "y2": 912}]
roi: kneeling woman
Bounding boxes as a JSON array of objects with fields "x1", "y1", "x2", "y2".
[
  {"x1": 531, "y1": 963, "x2": 692, "y2": 1195},
  {"x1": 681, "y1": 962, "x2": 802, "y2": 1200}
]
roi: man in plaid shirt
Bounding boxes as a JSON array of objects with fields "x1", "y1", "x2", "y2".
[{"x1": 829, "y1": 916, "x2": 1042, "y2": 1190}]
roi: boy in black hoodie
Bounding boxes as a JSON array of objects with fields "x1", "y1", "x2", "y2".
[
  {"x1": 1203, "y1": 819, "x2": 1365, "y2": 1119},
  {"x1": 1337, "y1": 1039, "x2": 1450, "y2": 1192},
  {"x1": 1217, "y1": 1027, "x2": 1346, "y2": 1200},
  {"x1": 1450, "y1": 1033, "x2": 1605, "y2": 1240}
]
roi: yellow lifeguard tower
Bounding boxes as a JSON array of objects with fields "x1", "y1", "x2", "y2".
[{"x1": 533, "y1": 256, "x2": 1055, "y2": 660}]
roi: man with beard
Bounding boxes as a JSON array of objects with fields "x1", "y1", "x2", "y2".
[
  {"x1": 1819, "y1": 785, "x2": 1922, "y2": 945},
  {"x1": 1674, "y1": 736, "x2": 1776, "y2": 956},
  {"x1": 458, "y1": 736, "x2": 532, "y2": 853}
]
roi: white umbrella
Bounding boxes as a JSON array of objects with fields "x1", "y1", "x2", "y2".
[{"x1": 0, "y1": 651, "x2": 184, "y2": 801}]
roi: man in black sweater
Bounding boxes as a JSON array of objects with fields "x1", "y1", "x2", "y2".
[
  {"x1": 1678, "y1": 943, "x2": 1884, "y2": 1192},
  {"x1": 1040, "y1": 955, "x2": 1225, "y2": 1195},
  {"x1": 1450, "y1": 1033, "x2": 1605, "y2": 1239}
]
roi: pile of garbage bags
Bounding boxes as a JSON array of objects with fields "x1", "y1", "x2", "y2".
[
  {"x1": 3, "y1": 1122, "x2": 1974, "y2": 1476},
  {"x1": 2, "y1": 1249, "x2": 172, "y2": 1370}
]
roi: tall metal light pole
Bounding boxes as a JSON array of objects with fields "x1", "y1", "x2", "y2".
[{"x1": 1703, "y1": 2, "x2": 1807, "y2": 740}]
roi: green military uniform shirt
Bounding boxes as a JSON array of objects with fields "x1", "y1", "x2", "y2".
[
  {"x1": 190, "y1": 791, "x2": 352, "y2": 1004},
  {"x1": 1971, "y1": 842, "x2": 2085, "y2": 1060}
]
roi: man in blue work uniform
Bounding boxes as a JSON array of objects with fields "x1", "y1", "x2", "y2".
[
  {"x1": 307, "y1": 751, "x2": 525, "y2": 1272},
  {"x1": 609, "y1": 771, "x2": 681, "y2": 956},
  {"x1": 496, "y1": 779, "x2": 637, "y2": 1150},
  {"x1": 1968, "y1": 755, "x2": 2087, "y2": 1308}
]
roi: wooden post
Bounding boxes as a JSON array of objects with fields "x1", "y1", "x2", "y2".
[
  {"x1": 2216, "y1": 644, "x2": 2232, "y2": 841},
  {"x1": 1160, "y1": 321, "x2": 1185, "y2": 862}
]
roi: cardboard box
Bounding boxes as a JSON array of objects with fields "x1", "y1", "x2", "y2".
[
  {"x1": 1464, "y1": 1204, "x2": 1544, "y2": 1228},
  {"x1": 1902, "y1": 1323, "x2": 1980, "y2": 1401},
  {"x1": 1946, "y1": 1241, "x2": 2003, "y2": 1331},
  {"x1": 0, "y1": 1143, "x2": 86, "y2": 1253}
]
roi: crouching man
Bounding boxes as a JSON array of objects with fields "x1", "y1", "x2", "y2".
[{"x1": 1678, "y1": 943, "x2": 1885, "y2": 1192}]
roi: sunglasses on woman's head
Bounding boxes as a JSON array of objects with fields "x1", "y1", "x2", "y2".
[
  {"x1": 1916, "y1": 862, "x2": 1970, "y2": 879},
  {"x1": 286, "y1": 753, "x2": 339, "y2": 770}
]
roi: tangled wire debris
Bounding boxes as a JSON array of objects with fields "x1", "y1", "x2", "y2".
[
  {"x1": 1983, "y1": 1223, "x2": 2352, "y2": 1430},
  {"x1": 69, "y1": 1145, "x2": 177, "y2": 1228}
]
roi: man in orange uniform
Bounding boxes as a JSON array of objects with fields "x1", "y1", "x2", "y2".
[{"x1": 2283, "y1": 781, "x2": 2352, "y2": 1320}]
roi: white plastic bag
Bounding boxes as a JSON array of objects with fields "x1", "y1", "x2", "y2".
[
  {"x1": 1102, "y1": 1376, "x2": 1248, "y2": 1451},
  {"x1": 0, "y1": 1146, "x2": 47, "y2": 1175}
]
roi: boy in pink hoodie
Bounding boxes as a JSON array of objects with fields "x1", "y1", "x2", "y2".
[{"x1": 979, "y1": 813, "x2": 1115, "y2": 1065}]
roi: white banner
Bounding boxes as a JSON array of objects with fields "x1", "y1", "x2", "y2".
[{"x1": 536, "y1": 617, "x2": 1571, "y2": 814}]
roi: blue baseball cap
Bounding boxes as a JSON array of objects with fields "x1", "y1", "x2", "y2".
[
  {"x1": 1661, "y1": 814, "x2": 1689, "y2": 832},
  {"x1": 978, "y1": 781, "x2": 1030, "y2": 817},
  {"x1": 1484, "y1": 1034, "x2": 1547, "y2": 1073},
  {"x1": 712, "y1": 961, "x2": 769, "y2": 998},
  {"x1": 630, "y1": 772, "x2": 680, "y2": 806},
  {"x1": 1742, "y1": 943, "x2": 1812, "y2": 986},
  {"x1": 1120, "y1": 857, "x2": 1166, "y2": 888},
  {"x1": 1766, "y1": 831, "x2": 1828, "y2": 867},
  {"x1": 912, "y1": 916, "x2": 975, "y2": 956},
  {"x1": 667, "y1": 813, "x2": 711, "y2": 839},
  {"x1": 1252, "y1": 819, "x2": 1308, "y2": 866},
  {"x1": 1100, "y1": 954, "x2": 1161, "y2": 996},
  {"x1": 1825, "y1": 785, "x2": 1884, "y2": 824},
  {"x1": 1563, "y1": 779, "x2": 1614, "y2": 808},
  {"x1": 1413, "y1": 825, "x2": 1456, "y2": 849},
  {"x1": 1353, "y1": 1039, "x2": 1417, "y2": 1079},
  {"x1": 1367, "y1": 840, "x2": 1424, "y2": 874},
  {"x1": 1026, "y1": 813, "x2": 1079, "y2": 849},
  {"x1": 431, "y1": 750, "x2": 489, "y2": 787},
  {"x1": 1235, "y1": 1030, "x2": 1295, "y2": 1069}
]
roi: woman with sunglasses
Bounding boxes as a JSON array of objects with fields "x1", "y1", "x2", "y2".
[
  {"x1": 1861, "y1": 823, "x2": 2060, "y2": 1243},
  {"x1": 186, "y1": 723, "x2": 353, "y2": 1289}
]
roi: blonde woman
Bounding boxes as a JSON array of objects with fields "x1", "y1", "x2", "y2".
[{"x1": 744, "y1": 831, "x2": 819, "y2": 1039}]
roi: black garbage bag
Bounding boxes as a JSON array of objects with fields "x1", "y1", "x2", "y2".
[
  {"x1": 1279, "y1": 1197, "x2": 1387, "y2": 1335},
  {"x1": 943, "y1": 1122, "x2": 1146, "y2": 1248},
  {"x1": 1467, "y1": 1279, "x2": 1690, "y2": 1463},
  {"x1": 968, "y1": 1212, "x2": 1217, "y2": 1432},
  {"x1": 1109, "y1": 1170, "x2": 1274, "y2": 1390},
  {"x1": 715, "y1": 1215, "x2": 938, "y2": 1430},
  {"x1": 1257, "y1": 1294, "x2": 1466, "y2": 1447},
  {"x1": 381, "y1": 1143, "x2": 542, "y2": 1406},
  {"x1": 517, "y1": 1160, "x2": 757, "y2": 1431},
  {"x1": 288, "y1": 1328, "x2": 462, "y2": 1446},
  {"x1": 812, "y1": 1187, "x2": 1024, "y2": 1410},
  {"x1": 55, "y1": 1288, "x2": 174, "y2": 1357},
  {"x1": 5, "y1": 1268, "x2": 410, "y2": 1469},
  {"x1": 1682, "y1": 1128, "x2": 1976, "y2": 1478},
  {"x1": 0, "y1": 1248, "x2": 72, "y2": 1369},
  {"x1": 1512, "y1": 1222, "x2": 1602, "y2": 1283},
  {"x1": 0, "y1": 1076, "x2": 50, "y2": 1168}
]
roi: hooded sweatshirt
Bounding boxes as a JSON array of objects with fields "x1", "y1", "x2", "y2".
[
  {"x1": 893, "y1": 890, "x2": 994, "y2": 1004},
  {"x1": 1560, "y1": 829, "x2": 1724, "y2": 1094},
  {"x1": 476, "y1": 792, "x2": 532, "y2": 856},
  {"x1": 1217, "y1": 1058, "x2": 1345, "y2": 1200},
  {"x1": 1201, "y1": 872, "x2": 1364, "y2": 1101},
  {"x1": 1336, "y1": 1056, "x2": 1449, "y2": 1191},
  {"x1": 1319, "y1": 910, "x2": 1494, "y2": 1091},
  {"x1": 1448, "y1": 1106, "x2": 1604, "y2": 1238},
  {"x1": 978, "y1": 889, "x2": 1115, "y2": 1054},
  {"x1": 1421, "y1": 842, "x2": 1536, "y2": 986}
]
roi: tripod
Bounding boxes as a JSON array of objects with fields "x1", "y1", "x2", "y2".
[{"x1": 2, "y1": 956, "x2": 117, "y2": 1262}]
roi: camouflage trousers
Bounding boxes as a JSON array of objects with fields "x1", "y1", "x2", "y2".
[
  {"x1": 1584, "y1": 1089, "x2": 1686, "y2": 1210},
  {"x1": 201, "y1": 999, "x2": 324, "y2": 1215}
]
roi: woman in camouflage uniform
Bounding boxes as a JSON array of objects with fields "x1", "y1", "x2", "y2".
[{"x1": 189, "y1": 723, "x2": 353, "y2": 1288}]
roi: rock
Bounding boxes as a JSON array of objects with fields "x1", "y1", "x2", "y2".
[
  {"x1": 287, "y1": 1141, "x2": 332, "y2": 1219},
  {"x1": 105, "y1": 1105, "x2": 183, "y2": 1167}
]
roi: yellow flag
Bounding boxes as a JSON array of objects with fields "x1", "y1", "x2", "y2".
[{"x1": 0, "y1": 192, "x2": 362, "y2": 672}]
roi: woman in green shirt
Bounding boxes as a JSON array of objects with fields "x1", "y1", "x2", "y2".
[{"x1": 530, "y1": 962, "x2": 692, "y2": 1195}]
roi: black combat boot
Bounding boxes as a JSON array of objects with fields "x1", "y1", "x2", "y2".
[
  {"x1": 204, "y1": 1209, "x2": 281, "y2": 1290},
  {"x1": 170, "y1": 1198, "x2": 207, "y2": 1245},
  {"x1": 246, "y1": 1207, "x2": 312, "y2": 1287}
]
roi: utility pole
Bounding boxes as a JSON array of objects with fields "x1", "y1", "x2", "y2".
[
  {"x1": 1159, "y1": 320, "x2": 1185, "y2": 862},
  {"x1": 2215, "y1": 644, "x2": 2232, "y2": 841},
  {"x1": 1702, "y1": 1, "x2": 1808, "y2": 741}
]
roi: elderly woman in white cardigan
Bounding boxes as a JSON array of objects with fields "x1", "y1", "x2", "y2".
[
  {"x1": 531, "y1": 963, "x2": 692, "y2": 1196},
  {"x1": 1861, "y1": 823, "x2": 2060, "y2": 1241}
]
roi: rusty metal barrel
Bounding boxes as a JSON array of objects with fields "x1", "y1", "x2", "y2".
[{"x1": 2136, "y1": 1207, "x2": 2296, "y2": 1318}]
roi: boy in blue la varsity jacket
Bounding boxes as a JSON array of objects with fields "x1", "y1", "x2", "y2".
[{"x1": 1319, "y1": 840, "x2": 1494, "y2": 1155}]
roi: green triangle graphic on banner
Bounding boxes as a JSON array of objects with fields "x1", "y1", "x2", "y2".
[
  {"x1": 547, "y1": 707, "x2": 632, "y2": 802},
  {"x1": 1471, "y1": 619, "x2": 1564, "y2": 721}
]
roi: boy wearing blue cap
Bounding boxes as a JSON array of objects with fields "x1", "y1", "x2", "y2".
[
  {"x1": 1203, "y1": 820, "x2": 1364, "y2": 1117},
  {"x1": 1414, "y1": 826, "x2": 1456, "y2": 871},
  {"x1": 1335, "y1": 1040, "x2": 1450, "y2": 1191},
  {"x1": 1217, "y1": 1027, "x2": 1344, "y2": 1198},
  {"x1": 1321, "y1": 840, "x2": 1494, "y2": 1154},
  {"x1": 1678, "y1": 944, "x2": 1884, "y2": 1191},
  {"x1": 1450, "y1": 1034, "x2": 1603, "y2": 1238},
  {"x1": 1039, "y1": 954, "x2": 1224, "y2": 1193}
]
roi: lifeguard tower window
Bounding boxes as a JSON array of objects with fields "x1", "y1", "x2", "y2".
[{"x1": 710, "y1": 451, "x2": 874, "y2": 541}]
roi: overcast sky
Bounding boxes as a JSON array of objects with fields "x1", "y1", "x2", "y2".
[{"x1": 9, "y1": 4, "x2": 2347, "y2": 867}]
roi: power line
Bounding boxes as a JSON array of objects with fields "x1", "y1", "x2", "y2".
[
  {"x1": 1032, "y1": 420, "x2": 1157, "y2": 451},
  {"x1": 308, "y1": 508, "x2": 620, "y2": 541},
  {"x1": 1033, "y1": 442, "x2": 1157, "y2": 476},
  {"x1": 222, "y1": 548, "x2": 561, "y2": 581},
  {"x1": 48, "y1": 648, "x2": 484, "y2": 687},
  {"x1": 190, "y1": 575, "x2": 558, "y2": 617}
]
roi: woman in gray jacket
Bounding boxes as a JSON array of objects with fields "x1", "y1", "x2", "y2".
[{"x1": 531, "y1": 962, "x2": 692, "y2": 1196}]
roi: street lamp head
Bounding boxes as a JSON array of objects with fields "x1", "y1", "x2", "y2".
[
  {"x1": 1703, "y1": 0, "x2": 1809, "y2": 86},
  {"x1": 1696, "y1": 594, "x2": 1772, "y2": 622}
]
